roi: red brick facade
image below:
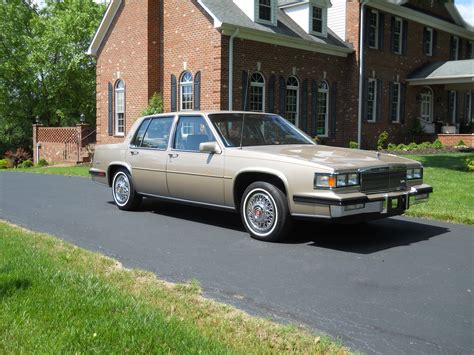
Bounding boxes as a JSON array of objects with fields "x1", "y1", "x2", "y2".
[{"x1": 92, "y1": 0, "x2": 473, "y2": 149}]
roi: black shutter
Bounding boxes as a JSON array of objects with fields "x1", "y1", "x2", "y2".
[
  {"x1": 362, "y1": 79, "x2": 368, "y2": 121},
  {"x1": 108, "y1": 82, "x2": 113, "y2": 136},
  {"x1": 193, "y1": 71, "x2": 201, "y2": 111},
  {"x1": 467, "y1": 41, "x2": 473, "y2": 59},
  {"x1": 364, "y1": 9, "x2": 370, "y2": 48},
  {"x1": 241, "y1": 70, "x2": 249, "y2": 111},
  {"x1": 300, "y1": 79, "x2": 308, "y2": 131},
  {"x1": 433, "y1": 30, "x2": 438, "y2": 57},
  {"x1": 422, "y1": 27, "x2": 428, "y2": 55},
  {"x1": 279, "y1": 76, "x2": 286, "y2": 116},
  {"x1": 267, "y1": 75, "x2": 275, "y2": 113},
  {"x1": 447, "y1": 91, "x2": 452, "y2": 120},
  {"x1": 311, "y1": 80, "x2": 318, "y2": 136},
  {"x1": 464, "y1": 92, "x2": 470, "y2": 125},
  {"x1": 390, "y1": 16, "x2": 395, "y2": 53},
  {"x1": 378, "y1": 13, "x2": 384, "y2": 50},
  {"x1": 329, "y1": 82, "x2": 337, "y2": 139},
  {"x1": 455, "y1": 91, "x2": 460, "y2": 124},
  {"x1": 449, "y1": 36, "x2": 455, "y2": 60},
  {"x1": 400, "y1": 83, "x2": 406, "y2": 124},
  {"x1": 458, "y1": 39, "x2": 463, "y2": 59},
  {"x1": 388, "y1": 82, "x2": 394, "y2": 122},
  {"x1": 402, "y1": 20, "x2": 408, "y2": 55},
  {"x1": 376, "y1": 79, "x2": 383, "y2": 122},
  {"x1": 171, "y1": 74, "x2": 177, "y2": 112}
]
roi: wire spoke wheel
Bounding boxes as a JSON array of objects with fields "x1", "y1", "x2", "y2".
[
  {"x1": 245, "y1": 191, "x2": 276, "y2": 234},
  {"x1": 113, "y1": 173, "x2": 130, "y2": 206}
]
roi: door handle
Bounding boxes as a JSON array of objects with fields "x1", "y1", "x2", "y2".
[
  {"x1": 130, "y1": 151, "x2": 139, "y2": 156},
  {"x1": 168, "y1": 153, "x2": 179, "y2": 158}
]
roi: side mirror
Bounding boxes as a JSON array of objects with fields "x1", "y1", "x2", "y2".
[{"x1": 199, "y1": 141, "x2": 222, "y2": 154}]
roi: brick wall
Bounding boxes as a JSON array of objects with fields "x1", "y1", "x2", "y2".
[
  {"x1": 32, "y1": 125, "x2": 94, "y2": 164},
  {"x1": 95, "y1": 0, "x2": 161, "y2": 145},
  {"x1": 437, "y1": 134, "x2": 473, "y2": 148}
]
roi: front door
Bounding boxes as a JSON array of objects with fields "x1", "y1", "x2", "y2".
[
  {"x1": 127, "y1": 116, "x2": 174, "y2": 196},
  {"x1": 166, "y1": 115, "x2": 225, "y2": 206}
]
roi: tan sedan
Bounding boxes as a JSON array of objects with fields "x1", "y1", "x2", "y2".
[{"x1": 90, "y1": 111, "x2": 432, "y2": 242}]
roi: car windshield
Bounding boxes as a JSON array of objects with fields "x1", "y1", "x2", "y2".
[{"x1": 208, "y1": 113, "x2": 315, "y2": 147}]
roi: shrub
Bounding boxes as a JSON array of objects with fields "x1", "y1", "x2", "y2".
[
  {"x1": 0, "y1": 159, "x2": 8, "y2": 169},
  {"x1": 141, "y1": 92, "x2": 163, "y2": 116},
  {"x1": 4, "y1": 148, "x2": 31, "y2": 167},
  {"x1": 19, "y1": 159, "x2": 33, "y2": 168},
  {"x1": 349, "y1": 141, "x2": 359, "y2": 149},
  {"x1": 466, "y1": 158, "x2": 474, "y2": 172},
  {"x1": 417, "y1": 141, "x2": 432, "y2": 149},
  {"x1": 387, "y1": 143, "x2": 398, "y2": 151},
  {"x1": 377, "y1": 131, "x2": 389, "y2": 150},
  {"x1": 407, "y1": 142, "x2": 418, "y2": 151},
  {"x1": 431, "y1": 139, "x2": 443, "y2": 149},
  {"x1": 37, "y1": 159, "x2": 48, "y2": 167}
]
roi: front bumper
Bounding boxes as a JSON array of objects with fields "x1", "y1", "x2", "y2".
[{"x1": 292, "y1": 184, "x2": 432, "y2": 221}]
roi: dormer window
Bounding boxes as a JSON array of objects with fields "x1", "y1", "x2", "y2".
[
  {"x1": 312, "y1": 7, "x2": 323, "y2": 34},
  {"x1": 281, "y1": 0, "x2": 330, "y2": 37},
  {"x1": 258, "y1": 0, "x2": 272, "y2": 22}
]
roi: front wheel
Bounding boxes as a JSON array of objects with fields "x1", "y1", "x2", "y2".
[
  {"x1": 112, "y1": 168, "x2": 142, "y2": 211},
  {"x1": 241, "y1": 182, "x2": 292, "y2": 242}
]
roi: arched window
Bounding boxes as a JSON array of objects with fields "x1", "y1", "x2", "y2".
[
  {"x1": 420, "y1": 86, "x2": 433, "y2": 122},
  {"x1": 180, "y1": 71, "x2": 193, "y2": 111},
  {"x1": 115, "y1": 80, "x2": 125, "y2": 136},
  {"x1": 249, "y1": 72, "x2": 265, "y2": 112},
  {"x1": 286, "y1": 76, "x2": 299, "y2": 125},
  {"x1": 317, "y1": 80, "x2": 329, "y2": 136}
]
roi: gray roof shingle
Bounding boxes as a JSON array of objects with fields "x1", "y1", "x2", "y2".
[{"x1": 408, "y1": 60, "x2": 474, "y2": 80}]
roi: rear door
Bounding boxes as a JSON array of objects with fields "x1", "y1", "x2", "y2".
[{"x1": 127, "y1": 116, "x2": 175, "y2": 196}]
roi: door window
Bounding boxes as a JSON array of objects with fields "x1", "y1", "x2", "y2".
[
  {"x1": 173, "y1": 116, "x2": 216, "y2": 152},
  {"x1": 141, "y1": 117, "x2": 174, "y2": 149}
]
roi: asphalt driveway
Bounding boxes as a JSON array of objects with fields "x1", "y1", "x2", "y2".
[{"x1": 0, "y1": 172, "x2": 473, "y2": 354}]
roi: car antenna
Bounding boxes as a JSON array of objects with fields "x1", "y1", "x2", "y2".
[{"x1": 239, "y1": 112, "x2": 246, "y2": 150}]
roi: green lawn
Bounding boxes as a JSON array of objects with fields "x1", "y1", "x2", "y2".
[
  {"x1": 0, "y1": 221, "x2": 345, "y2": 353},
  {"x1": 12, "y1": 164, "x2": 90, "y2": 176},
  {"x1": 404, "y1": 153, "x2": 474, "y2": 225}
]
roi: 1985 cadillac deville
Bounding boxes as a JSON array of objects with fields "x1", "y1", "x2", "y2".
[{"x1": 90, "y1": 112, "x2": 432, "y2": 242}]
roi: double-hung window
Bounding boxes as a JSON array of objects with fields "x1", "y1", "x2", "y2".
[
  {"x1": 249, "y1": 72, "x2": 265, "y2": 112},
  {"x1": 180, "y1": 71, "x2": 193, "y2": 111},
  {"x1": 368, "y1": 10, "x2": 379, "y2": 49},
  {"x1": 115, "y1": 80, "x2": 125, "y2": 136},
  {"x1": 450, "y1": 36, "x2": 459, "y2": 60},
  {"x1": 317, "y1": 81, "x2": 329, "y2": 136},
  {"x1": 258, "y1": 0, "x2": 272, "y2": 22},
  {"x1": 367, "y1": 78, "x2": 377, "y2": 122},
  {"x1": 420, "y1": 87, "x2": 433, "y2": 122},
  {"x1": 285, "y1": 76, "x2": 299, "y2": 126},
  {"x1": 393, "y1": 17, "x2": 403, "y2": 54},
  {"x1": 423, "y1": 27, "x2": 433, "y2": 56},
  {"x1": 449, "y1": 90, "x2": 457, "y2": 124},
  {"x1": 312, "y1": 6, "x2": 323, "y2": 34}
]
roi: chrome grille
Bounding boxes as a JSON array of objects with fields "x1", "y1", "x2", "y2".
[{"x1": 360, "y1": 167, "x2": 407, "y2": 193}]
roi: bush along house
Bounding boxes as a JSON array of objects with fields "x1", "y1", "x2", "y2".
[{"x1": 87, "y1": 0, "x2": 474, "y2": 149}]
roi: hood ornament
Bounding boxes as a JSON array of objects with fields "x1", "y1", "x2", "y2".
[{"x1": 376, "y1": 152, "x2": 381, "y2": 160}]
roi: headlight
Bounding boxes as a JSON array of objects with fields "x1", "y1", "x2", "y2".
[
  {"x1": 315, "y1": 173, "x2": 360, "y2": 189},
  {"x1": 407, "y1": 167, "x2": 423, "y2": 180}
]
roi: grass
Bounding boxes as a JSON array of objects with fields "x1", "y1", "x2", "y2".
[
  {"x1": 404, "y1": 153, "x2": 474, "y2": 225},
  {"x1": 8, "y1": 164, "x2": 90, "y2": 177},
  {"x1": 0, "y1": 221, "x2": 347, "y2": 353}
]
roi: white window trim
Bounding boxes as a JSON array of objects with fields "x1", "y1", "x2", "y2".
[
  {"x1": 367, "y1": 78, "x2": 377, "y2": 122},
  {"x1": 310, "y1": 5, "x2": 328, "y2": 37},
  {"x1": 180, "y1": 71, "x2": 193, "y2": 111},
  {"x1": 391, "y1": 82, "x2": 401, "y2": 123},
  {"x1": 425, "y1": 27, "x2": 433, "y2": 56},
  {"x1": 250, "y1": 72, "x2": 266, "y2": 112},
  {"x1": 393, "y1": 17, "x2": 403, "y2": 55},
  {"x1": 449, "y1": 90, "x2": 457, "y2": 124},
  {"x1": 317, "y1": 81, "x2": 330, "y2": 137},
  {"x1": 255, "y1": 0, "x2": 276, "y2": 26},
  {"x1": 452, "y1": 35, "x2": 459, "y2": 60},
  {"x1": 368, "y1": 10, "x2": 379, "y2": 49},
  {"x1": 286, "y1": 76, "x2": 300, "y2": 127},
  {"x1": 420, "y1": 86, "x2": 433, "y2": 123},
  {"x1": 114, "y1": 80, "x2": 125, "y2": 136}
]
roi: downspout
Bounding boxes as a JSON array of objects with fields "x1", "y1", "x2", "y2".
[
  {"x1": 357, "y1": 0, "x2": 368, "y2": 148},
  {"x1": 228, "y1": 28, "x2": 239, "y2": 111}
]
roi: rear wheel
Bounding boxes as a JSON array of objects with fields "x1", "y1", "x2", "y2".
[
  {"x1": 241, "y1": 182, "x2": 292, "y2": 242},
  {"x1": 111, "y1": 168, "x2": 142, "y2": 211}
]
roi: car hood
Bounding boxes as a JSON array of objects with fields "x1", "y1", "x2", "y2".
[{"x1": 241, "y1": 144, "x2": 420, "y2": 170}]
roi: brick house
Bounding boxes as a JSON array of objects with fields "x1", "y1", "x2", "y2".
[{"x1": 87, "y1": 0, "x2": 473, "y2": 149}]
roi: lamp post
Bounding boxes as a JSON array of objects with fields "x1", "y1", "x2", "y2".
[{"x1": 80, "y1": 113, "x2": 85, "y2": 124}]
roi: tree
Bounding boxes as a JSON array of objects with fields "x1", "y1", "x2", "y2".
[{"x1": 0, "y1": 0, "x2": 106, "y2": 155}]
